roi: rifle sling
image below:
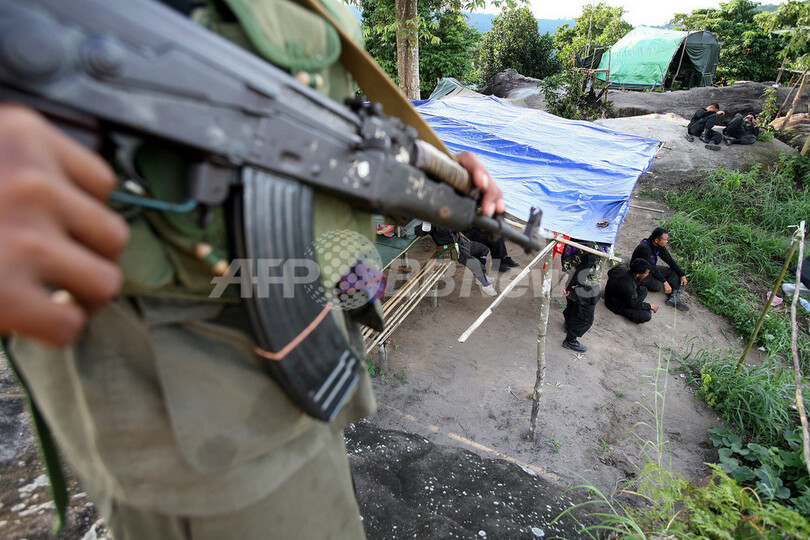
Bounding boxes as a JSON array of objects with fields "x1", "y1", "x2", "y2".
[{"x1": 297, "y1": 0, "x2": 453, "y2": 158}]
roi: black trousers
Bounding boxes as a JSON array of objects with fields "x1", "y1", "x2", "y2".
[
  {"x1": 640, "y1": 266, "x2": 680, "y2": 293},
  {"x1": 563, "y1": 289, "x2": 600, "y2": 339},
  {"x1": 689, "y1": 113, "x2": 722, "y2": 144},
  {"x1": 458, "y1": 238, "x2": 489, "y2": 282},
  {"x1": 608, "y1": 286, "x2": 652, "y2": 324},
  {"x1": 464, "y1": 228, "x2": 508, "y2": 260}
]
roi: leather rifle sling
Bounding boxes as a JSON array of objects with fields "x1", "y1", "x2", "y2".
[{"x1": 295, "y1": 0, "x2": 453, "y2": 158}]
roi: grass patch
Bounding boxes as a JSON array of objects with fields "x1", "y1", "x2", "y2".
[{"x1": 661, "y1": 154, "x2": 810, "y2": 368}]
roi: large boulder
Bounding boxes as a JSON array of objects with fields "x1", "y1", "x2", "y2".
[
  {"x1": 607, "y1": 81, "x2": 807, "y2": 120},
  {"x1": 347, "y1": 421, "x2": 600, "y2": 539}
]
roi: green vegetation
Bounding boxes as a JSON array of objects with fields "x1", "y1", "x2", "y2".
[
  {"x1": 661, "y1": 155, "x2": 810, "y2": 367},
  {"x1": 553, "y1": 2, "x2": 632, "y2": 70},
  {"x1": 538, "y1": 70, "x2": 610, "y2": 120},
  {"x1": 758, "y1": 1, "x2": 810, "y2": 71},
  {"x1": 360, "y1": 0, "x2": 481, "y2": 97},
  {"x1": 683, "y1": 350, "x2": 802, "y2": 446},
  {"x1": 671, "y1": 0, "x2": 787, "y2": 84},
  {"x1": 474, "y1": 6, "x2": 559, "y2": 86}
]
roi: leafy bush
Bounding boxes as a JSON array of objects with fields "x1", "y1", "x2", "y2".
[
  {"x1": 709, "y1": 427, "x2": 810, "y2": 514},
  {"x1": 759, "y1": 87, "x2": 779, "y2": 127},
  {"x1": 475, "y1": 6, "x2": 559, "y2": 86},
  {"x1": 631, "y1": 463, "x2": 810, "y2": 538},
  {"x1": 537, "y1": 71, "x2": 610, "y2": 120}
]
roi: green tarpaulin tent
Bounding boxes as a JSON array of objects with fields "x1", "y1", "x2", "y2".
[{"x1": 596, "y1": 26, "x2": 720, "y2": 90}]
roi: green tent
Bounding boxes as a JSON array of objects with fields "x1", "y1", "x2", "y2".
[{"x1": 596, "y1": 26, "x2": 720, "y2": 90}]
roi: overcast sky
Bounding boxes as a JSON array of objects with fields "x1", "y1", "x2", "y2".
[{"x1": 478, "y1": 0, "x2": 788, "y2": 28}]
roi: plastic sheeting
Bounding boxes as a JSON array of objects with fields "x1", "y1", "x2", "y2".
[{"x1": 415, "y1": 96, "x2": 659, "y2": 244}]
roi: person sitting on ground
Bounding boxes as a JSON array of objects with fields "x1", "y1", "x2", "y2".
[
  {"x1": 462, "y1": 226, "x2": 520, "y2": 273},
  {"x1": 723, "y1": 113, "x2": 760, "y2": 145},
  {"x1": 631, "y1": 227, "x2": 690, "y2": 311},
  {"x1": 428, "y1": 226, "x2": 497, "y2": 296},
  {"x1": 605, "y1": 259, "x2": 658, "y2": 324},
  {"x1": 560, "y1": 240, "x2": 609, "y2": 352},
  {"x1": 687, "y1": 103, "x2": 726, "y2": 150}
]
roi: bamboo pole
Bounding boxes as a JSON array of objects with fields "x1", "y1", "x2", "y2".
[
  {"x1": 775, "y1": 54, "x2": 788, "y2": 85},
  {"x1": 549, "y1": 234, "x2": 622, "y2": 263},
  {"x1": 671, "y1": 35, "x2": 689, "y2": 87},
  {"x1": 458, "y1": 240, "x2": 554, "y2": 343},
  {"x1": 775, "y1": 73, "x2": 802, "y2": 120},
  {"x1": 779, "y1": 72, "x2": 808, "y2": 133},
  {"x1": 529, "y1": 252, "x2": 553, "y2": 440},
  {"x1": 802, "y1": 134, "x2": 810, "y2": 156},
  {"x1": 788, "y1": 222, "x2": 810, "y2": 477},
  {"x1": 737, "y1": 235, "x2": 800, "y2": 369},
  {"x1": 605, "y1": 49, "x2": 611, "y2": 105},
  {"x1": 366, "y1": 262, "x2": 450, "y2": 351}
]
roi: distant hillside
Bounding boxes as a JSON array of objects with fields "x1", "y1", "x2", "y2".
[
  {"x1": 464, "y1": 12, "x2": 574, "y2": 35},
  {"x1": 347, "y1": 6, "x2": 573, "y2": 36}
]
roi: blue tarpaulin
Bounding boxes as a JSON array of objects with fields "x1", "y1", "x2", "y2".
[{"x1": 414, "y1": 96, "x2": 659, "y2": 244}]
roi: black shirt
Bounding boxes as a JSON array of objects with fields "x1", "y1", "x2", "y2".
[
  {"x1": 631, "y1": 238, "x2": 685, "y2": 283},
  {"x1": 604, "y1": 264, "x2": 650, "y2": 314}
]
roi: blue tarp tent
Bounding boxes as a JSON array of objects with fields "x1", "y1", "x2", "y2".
[{"x1": 414, "y1": 96, "x2": 659, "y2": 244}]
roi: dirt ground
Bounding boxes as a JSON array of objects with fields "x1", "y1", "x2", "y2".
[{"x1": 367, "y1": 201, "x2": 733, "y2": 498}]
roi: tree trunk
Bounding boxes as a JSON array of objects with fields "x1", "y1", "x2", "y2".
[{"x1": 395, "y1": 0, "x2": 420, "y2": 99}]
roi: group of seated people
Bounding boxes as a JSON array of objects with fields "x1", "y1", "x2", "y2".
[
  {"x1": 560, "y1": 227, "x2": 689, "y2": 352},
  {"x1": 687, "y1": 102, "x2": 761, "y2": 150},
  {"x1": 418, "y1": 223, "x2": 690, "y2": 354}
]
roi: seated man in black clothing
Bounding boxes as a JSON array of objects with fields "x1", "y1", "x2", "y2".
[
  {"x1": 723, "y1": 113, "x2": 760, "y2": 145},
  {"x1": 605, "y1": 259, "x2": 658, "y2": 324},
  {"x1": 462, "y1": 226, "x2": 520, "y2": 273},
  {"x1": 687, "y1": 103, "x2": 726, "y2": 150},
  {"x1": 560, "y1": 241, "x2": 608, "y2": 352},
  {"x1": 426, "y1": 225, "x2": 497, "y2": 296},
  {"x1": 631, "y1": 227, "x2": 690, "y2": 311}
]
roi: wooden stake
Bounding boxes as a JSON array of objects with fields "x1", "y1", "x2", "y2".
[
  {"x1": 529, "y1": 252, "x2": 553, "y2": 440},
  {"x1": 788, "y1": 221, "x2": 810, "y2": 477},
  {"x1": 780, "y1": 72, "x2": 808, "y2": 133},
  {"x1": 776, "y1": 54, "x2": 788, "y2": 85},
  {"x1": 671, "y1": 34, "x2": 689, "y2": 87},
  {"x1": 776, "y1": 73, "x2": 802, "y2": 121},
  {"x1": 738, "y1": 233, "x2": 800, "y2": 369}
]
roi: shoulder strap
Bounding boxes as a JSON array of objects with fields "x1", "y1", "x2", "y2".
[{"x1": 296, "y1": 0, "x2": 452, "y2": 157}]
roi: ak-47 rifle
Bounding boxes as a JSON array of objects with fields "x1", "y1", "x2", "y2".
[{"x1": 0, "y1": 0, "x2": 542, "y2": 421}]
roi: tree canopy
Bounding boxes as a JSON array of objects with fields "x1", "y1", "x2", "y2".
[
  {"x1": 756, "y1": 0, "x2": 810, "y2": 70},
  {"x1": 553, "y1": 2, "x2": 632, "y2": 69},
  {"x1": 475, "y1": 6, "x2": 559, "y2": 85},
  {"x1": 361, "y1": 0, "x2": 481, "y2": 98},
  {"x1": 671, "y1": 0, "x2": 786, "y2": 83}
]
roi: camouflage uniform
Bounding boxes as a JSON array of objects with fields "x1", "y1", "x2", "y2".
[{"x1": 10, "y1": 0, "x2": 375, "y2": 537}]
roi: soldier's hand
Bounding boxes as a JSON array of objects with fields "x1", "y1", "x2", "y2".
[
  {"x1": 663, "y1": 282, "x2": 672, "y2": 294},
  {"x1": 651, "y1": 304, "x2": 659, "y2": 313},
  {"x1": 680, "y1": 275, "x2": 688, "y2": 287},
  {"x1": 0, "y1": 104, "x2": 129, "y2": 347},
  {"x1": 455, "y1": 151, "x2": 505, "y2": 218}
]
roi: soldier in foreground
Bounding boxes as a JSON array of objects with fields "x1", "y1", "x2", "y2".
[{"x1": 0, "y1": 0, "x2": 506, "y2": 537}]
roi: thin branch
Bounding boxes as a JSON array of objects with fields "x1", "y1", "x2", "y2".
[{"x1": 789, "y1": 221, "x2": 810, "y2": 477}]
